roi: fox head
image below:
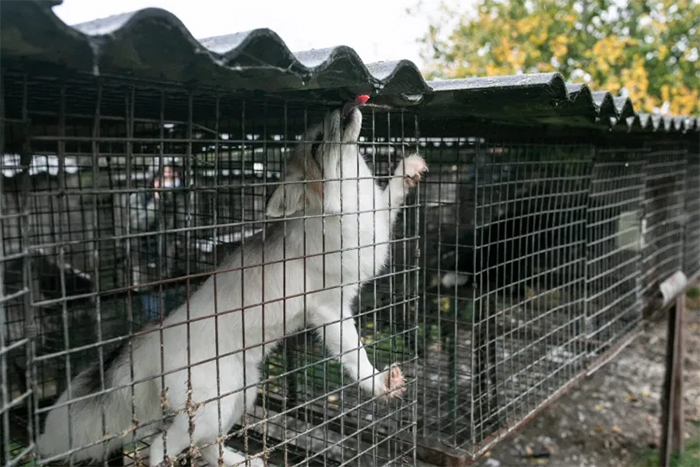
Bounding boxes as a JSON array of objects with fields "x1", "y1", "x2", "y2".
[{"x1": 265, "y1": 103, "x2": 364, "y2": 218}]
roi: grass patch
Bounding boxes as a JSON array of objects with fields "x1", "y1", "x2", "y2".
[
  {"x1": 5, "y1": 442, "x2": 38, "y2": 467},
  {"x1": 638, "y1": 438, "x2": 700, "y2": 467},
  {"x1": 686, "y1": 286, "x2": 700, "y2": 309}
]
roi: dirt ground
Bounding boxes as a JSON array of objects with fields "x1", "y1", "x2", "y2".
[{"x1": 465, "y1": 306, "x2": 700, "y2": 467}]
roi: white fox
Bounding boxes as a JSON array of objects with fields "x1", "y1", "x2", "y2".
[{"x1": 37, "y1": 100, "x2": 428, "y2": 466}]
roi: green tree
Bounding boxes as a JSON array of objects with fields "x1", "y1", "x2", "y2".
[{"x1": 414, "y1": 0, "x2": 700, "y2": 115}]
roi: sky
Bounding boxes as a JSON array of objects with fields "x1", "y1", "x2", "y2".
[{"x1": 52, "y1": 0, "x2": 459, "y2": 69}]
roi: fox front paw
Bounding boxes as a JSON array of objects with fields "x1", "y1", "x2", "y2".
[
  {"x1": 399, "y1": 155, "x2": 428, "y2": 189},
  {"x1": 375, "y1": 363, "x2": 405, "y2": 402}
]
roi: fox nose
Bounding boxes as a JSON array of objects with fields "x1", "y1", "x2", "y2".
[{"x1": 341, "y1": 94, "x2": 370, "y2": 120}]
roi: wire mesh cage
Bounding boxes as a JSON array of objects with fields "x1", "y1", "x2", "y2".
[
  {"x1": 416, "y1": 135, "x2": 593, "y2": 456},
  {"x1": 640, "y1": 141, "x2": 687, "y2": 317},
  {"x1": 683, "y1": 145, "x2": 700, "y2": 279},
  {"x1": 2, "y1": 5, "x2": 699, "y2": 465},
  {"x1": 584, "y1": 147, "x2": 644, "y2": 367},
  {"x1": 1, "y1": 154, "x2": 35, "y2": 466},
  {"x1": 1, "y1": 70, "x2": 421, "y2": 466}
]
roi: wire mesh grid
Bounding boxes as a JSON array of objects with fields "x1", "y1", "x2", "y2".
[
  {"x1": 640, "y1": 141, "x2": 687, "y2": 317},
  {"x1": 1, "y1": 71, "x2": 419, "y2": 466},
  {"x1": 584, "y1": 148, "x2": 644, "y2": 367},
  {"x1": 683, "y1": 145, "x2": 700, "y2": 278},
  {"x1": 1, "y1": 87, "x2": 36, "y2": 467},
  {"x1": 416, "y1": 136, "x2": 593, "y2": 455}
]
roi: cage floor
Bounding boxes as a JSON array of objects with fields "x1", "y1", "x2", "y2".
[{"x1": 241, "y1": 369, "x2": 415, "y2": 466}]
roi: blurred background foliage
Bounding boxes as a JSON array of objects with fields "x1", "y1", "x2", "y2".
[{"x1": 411, "y1": 0, "x2": 700, "y2": 115}]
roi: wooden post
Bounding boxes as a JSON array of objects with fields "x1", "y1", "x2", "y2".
[
  {"x1": 659, "y1": 293, "x2": 685, "y2": 467},
  {"x1": 671, "y1": 293, "x2": 685, "y2": 455}
]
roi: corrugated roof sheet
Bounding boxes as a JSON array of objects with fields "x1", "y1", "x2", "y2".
[{"x1": 1, "y1": 0, "x2": 697, "y2": 133}]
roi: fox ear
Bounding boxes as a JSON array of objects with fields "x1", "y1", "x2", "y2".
[
  {"x1": 267, "y1": 124, "x2": 324, "y2": 218},
  {"x1": 266, "y1": 156, "x2": 323, "y2": 218},
  {"x1": 265, "y1": 181, "x2": 307, "y2": 218}
]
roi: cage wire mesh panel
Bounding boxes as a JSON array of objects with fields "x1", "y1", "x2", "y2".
[
  {"x1": 584, "y1": 148, "x2": 644, "y2": 367},
  {"x1": 1, "y1": 108, "x2": 36, "y2": 467},
  {"x1": 683, "y1": 145, "x2": 700, "y2": 279},
  {"x1": 2, "y1": 76, "x2": 104, "y2": 466},
  {"x1": 1, "y1": 71, "x2": 419, "y2": 467},
  {"x1": 417, "y1": 136, "x2": 593, "y2": 455},
  {"x1": 640, "y1": 141, "x2": 687, "y2": 317}
]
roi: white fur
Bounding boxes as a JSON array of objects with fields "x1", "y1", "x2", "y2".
[{"x1": 36, "y1": 107, "x2": 427, "y2": 466}]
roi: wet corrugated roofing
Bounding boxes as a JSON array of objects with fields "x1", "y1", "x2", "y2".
[{"x1": 1, "y1": 0, "x2": 697, "y2": 133}]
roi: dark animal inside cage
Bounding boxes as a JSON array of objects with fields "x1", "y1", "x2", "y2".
[
  {"x1": 410, "y1": 136, "x2": 696, "y2": 458},
  {"x1": 414, "y1": 140, "x2": 594, "y2": 450},
  {"x1": 425, "y1": 193, "x2": 612, "y2": 296}
]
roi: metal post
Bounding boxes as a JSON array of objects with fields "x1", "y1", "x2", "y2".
[{"x1": 659, "y1": 292, "x2": 685, "y2": 467}]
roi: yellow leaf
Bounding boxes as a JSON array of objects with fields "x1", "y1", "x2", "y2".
[
  {"x1": 440, "y1": 297, "x2": 451, "y2": 311},
  {"x1": 549, "y1": 35, "x2": 568, "y2": 60}
]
